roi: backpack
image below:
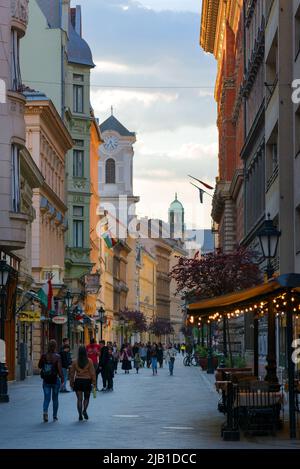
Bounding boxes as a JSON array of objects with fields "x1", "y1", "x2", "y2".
[{"x1": 40, "y1": 355, "x2": 58, "y2": 384}]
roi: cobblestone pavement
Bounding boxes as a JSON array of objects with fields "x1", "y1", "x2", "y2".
[{"x1": 0, "y1": 358, "x2": 299, "y2": 449}]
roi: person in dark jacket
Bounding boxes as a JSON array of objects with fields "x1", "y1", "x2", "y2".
[
  {"x1": 146, "y1": 343, "x2": 152, "y2": 368},
  {"x1": 38, "y1": 339, "x2": 64, "y2": 422},
  {"x1": 98, "y1": 341, "x2": 109, "y2": 391},
  {"x1": 59, "y1": 338, "x2": 72, "y2": 392},
  {"x1": 105, "y1": 348, "x2": 115, "y2": 391},
  {"x1": 157, "y1": 343, "x2": 164, "y2": 368}
]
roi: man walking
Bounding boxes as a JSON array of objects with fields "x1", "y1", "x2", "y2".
[
  {"x1": 59, "y1": 338, "x2": 72, "y2": 392},
  {"x1": 165, "y1": 344, "x2": 177, "y2": 376}
]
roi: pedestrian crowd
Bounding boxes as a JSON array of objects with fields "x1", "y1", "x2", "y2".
[{"x1": 38, "y1": 338, "x2": 185, "y2": 422}]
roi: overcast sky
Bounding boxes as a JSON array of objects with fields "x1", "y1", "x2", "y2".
[{"x1": 75, "y1": 0, "x2": 217, "y2": 228}]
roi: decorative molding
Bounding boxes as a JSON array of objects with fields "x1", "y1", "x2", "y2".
[{"x1": 11, "y1": 0, "x2": 29, "y2": 25}]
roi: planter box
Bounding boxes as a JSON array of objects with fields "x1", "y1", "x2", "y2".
[{"x1": 199, "y1": 357, "x2": 218, "y2": 371}]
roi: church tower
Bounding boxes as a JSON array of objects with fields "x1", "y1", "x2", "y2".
[
  {"x1": 99, "y1": 112, "x2": 139, "y2": 235},
  {"x1": 168, "y1": 193, "x2": 185, "y2": 240}
]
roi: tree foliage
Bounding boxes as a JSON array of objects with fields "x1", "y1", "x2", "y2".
[
  {"x1": 120, "y1": 309, "x2": 148, "y2": 333},
  {"x1": 170, "y1": 247, "x2": 262, "y2": 300},
  {"x1": 149, "y1": 319, "x2": 174, "y2": 336}
]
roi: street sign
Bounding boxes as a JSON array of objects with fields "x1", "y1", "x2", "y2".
[
  {"x1": 18, "y1": 311, "x2": 41, "y2": 322},
  {"x1": 52, "y1": 315, "x2": 68, "y2": 325},
  {"x1": 85, "y1": 274, "x2": 100, "y2": 293}
]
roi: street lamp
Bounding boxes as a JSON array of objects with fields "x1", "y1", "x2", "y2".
[
  {"x1": 64, "y1": 290, "x2": 73, "y2": 342},
  {"x1": 257, "y1": 214, "x2": 281, "y2": 279},
  {"x1": 0, "y1": 259, "x2": 11, "y2": 403},
  {"x1": 98, "y1": 306, "x2": 105, "y2": 341},
  {"x1": 257, "y1": 215, "x2": 281, "y2": 388}
]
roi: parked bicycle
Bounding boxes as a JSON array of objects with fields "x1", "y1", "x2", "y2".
[{"x1": 183, "y1": 353, "x2": 199, "y2": 367}]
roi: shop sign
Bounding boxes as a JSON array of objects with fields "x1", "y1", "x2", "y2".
[
  {"x1": 52, "y1": 315, "x2": 68, "y2": 325},
  {"x1": 18, "y1": 311, "x2": 41, "y2": 322},
  {"x1": 85, "y1": 274, "x2": 100, "y2": 294}
]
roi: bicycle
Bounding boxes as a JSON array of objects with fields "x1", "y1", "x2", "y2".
[{"x1": 183, "y1": 354, "x2": 199, "y2": 366}]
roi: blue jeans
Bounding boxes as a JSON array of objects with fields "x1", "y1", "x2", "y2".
[
  {"x1": 61, "y1": 368, "x2": 68, "y2": 390},
  {"x1": 168, "y1": 358, "x2": 175, "y2": 375},
  {"x1": 151, "y1": 357, "x2": 157, "y2": 372},
  {"x1": 43, "y1": 379, "x2": 60, "y2": 417}
]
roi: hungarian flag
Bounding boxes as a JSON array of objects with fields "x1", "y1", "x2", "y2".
[
  {"x1": 37, "y1": 278, "x2": 55, "y2": 313},
  {"x1": 101, "y1": 221, "x2": 118, "y2": 249}
]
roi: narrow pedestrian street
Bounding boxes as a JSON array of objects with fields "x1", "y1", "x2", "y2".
[{"x1": 0, "y1": 359, "x2": 298, "y2": 450}]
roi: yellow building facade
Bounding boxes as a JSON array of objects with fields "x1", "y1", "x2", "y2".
[
  {"x1": 84, "y1": 111, "x2": 102, "y2": 344},
  {"x1": 139, "y1": 246, "x2": 157, "y2": 342}
]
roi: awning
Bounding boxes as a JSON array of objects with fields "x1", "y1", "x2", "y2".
[{"x1": 187, "y1": 274, "x2": 300, "y2": 317}]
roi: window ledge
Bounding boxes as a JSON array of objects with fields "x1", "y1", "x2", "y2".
[{"x1": 9, "y1": 211, "x2": 29, "y2": 223}]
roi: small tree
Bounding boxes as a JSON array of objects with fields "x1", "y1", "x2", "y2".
[
  {"x1": 170, "y1": 247, "x2": 262, "y2": 300},
  {"x1": 120, "y1": 309, "x2": 148, "y2": 334},
  {"x1": 149, "y1": 319, "x2": 174, "y2": 338},
  {"x1": 170, "y1": 247, "x2": 262, "y2": 366}
]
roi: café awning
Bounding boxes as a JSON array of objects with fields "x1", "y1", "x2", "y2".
[{"x1": 187, "y1": 274, "x2": 300, "y2": 317}]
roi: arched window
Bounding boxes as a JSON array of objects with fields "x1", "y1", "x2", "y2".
[{"x1": 105, "y1": 158, "x2": 116, "y2": 183}]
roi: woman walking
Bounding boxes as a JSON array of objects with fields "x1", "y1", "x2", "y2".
[
  {"x1": 151, "y1": 343, "x2": 158, "y2": 375},
  {"x1": 134, "y1": 351, "x2": 143, "y2": 374},
  {"x1": 69, "y1": 346, "x2": 96, "y2": 421},
  {"x1": 38, "y1": 339, "x2": 64, "y2": 423},
  {"x1": 120, "y1": 345, "x2": 132, "y2": 374}
]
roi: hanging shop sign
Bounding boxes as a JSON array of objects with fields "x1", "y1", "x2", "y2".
[
  {"x1": 85, "y1": 274, "x2": 100, "y2": 294},
  {"x1": 52, "y1": 315, "x2": 68, "y2": 325},
  {"x1": 18, "y1": 311, "x2": 41, "y2": 322}
]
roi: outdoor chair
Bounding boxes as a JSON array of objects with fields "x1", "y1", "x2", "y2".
[{"x1": 235, "y1": 388, "x2": 282, "y2": 436}]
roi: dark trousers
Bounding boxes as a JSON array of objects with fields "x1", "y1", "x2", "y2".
[
  {"x1": 106, "y1": 371, "x2": 114, "y2": 390},
  {"x1": 94, "y1": 363, "x2": 99, "y2": 388},
  {"x1": 114, "y1": 359, "x2": 118, "y2": 372},
  {"x1": 101, "y1": 368, "x2": 107, "y2": 389}
]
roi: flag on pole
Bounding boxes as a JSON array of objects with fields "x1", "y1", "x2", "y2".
[
  {"x1": 101, "y1": 221, "x2": 118, "y2": 249},
  {"x1": 188, "y1": 175, "x2": 214, "y2": 190},
  {"x1": 37, "y1": 278, "x2": 55, "y2": 313}
]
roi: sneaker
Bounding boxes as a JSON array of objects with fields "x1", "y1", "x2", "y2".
[
  {"x1": 79, "y1": 414, "x2": 83, "y2": 421},
  {"x1": 53, "y1": 416, "x2": 58, "y2": 421},
  {"x1": 43, "y1": 413, "x2": 48, "y2": 422},
  {"x1": 83, "y1": 410, "x2": 89, "y2": 420},
  {"x1": 100, "y1": 388, "x2": 107, "y2": 392}
]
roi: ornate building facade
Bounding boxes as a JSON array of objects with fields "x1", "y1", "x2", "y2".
[
  {"x1": 24, "y1": 91, "x2": 73, "y2": 371},
  {"x1": 201, "y1": 0, "x2": 244, "y2": 251}
]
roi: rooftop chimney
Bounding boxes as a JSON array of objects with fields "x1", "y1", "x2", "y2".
[{"x1": 70, "y1": 5, "x2": 82, "y2": 37}]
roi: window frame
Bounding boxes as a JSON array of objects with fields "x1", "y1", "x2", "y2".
[
  {"x1": 73, "y1": 149, "x2": 84, "y2": 178},
  {"x1": 73, "y1": 84, "x2": 84, "y2": 113},
  {"x1": 105, "y1": 158, "x2": 116, "y2": 184},
  {"x1": 11, "y1": 29, "x2": 22, "y2": 91},
  {"x1": 11, "y1": 144, "x2": 21, "y2": 213},
  {"x1": 73, "y1": 219, "x2": 84, "y2": 248}
]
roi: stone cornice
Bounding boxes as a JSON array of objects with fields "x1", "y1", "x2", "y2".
[
  {"x1": 25, "y1": 100, "x2": 73, "y2": 154},
  {"x1": 20, "y1": 146, "x2": 44, "y2": 189},
  {"x1": 211, "y1": 181, "x2": 231, "y2": 223},
  {"x1": 229, "y1": 168, "x2": 244, "y2": 201}
]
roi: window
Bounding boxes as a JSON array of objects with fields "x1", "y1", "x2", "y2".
[
  {"x1": 105, "y1": 158, "x2": 116, "y2": 183},
  {"x1": 11, "y1": 30, "x2": 21, "y2": 91},
  {"x1": 73, "y1": 220, "x2": 84, "y2": 248},
  {"x1": 73, "y1": 74, "x2": 84, "y2": 82},
  {"x1": 73, "y1": 150, "x2": 84, "y2": 177},
  {"x1": 73, "y1": 206, "x2": 84, "y2": 217},
  {"x1": 73, "y1": 85, "x2": 83, "y2": 113},
  {"x1": 11, "y1": 144, "x2": 20, "y2": 212},
  {"x1": 73, "y1": 139, "x2": 84, "y2": 147}
]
